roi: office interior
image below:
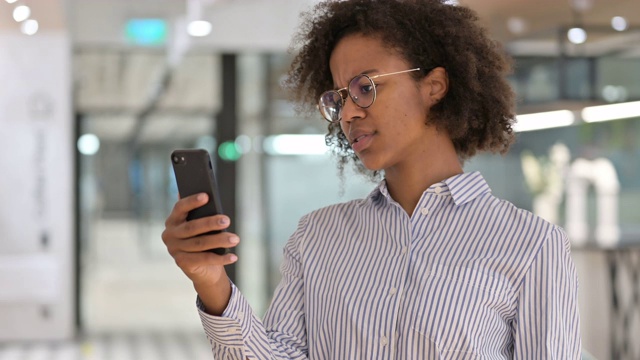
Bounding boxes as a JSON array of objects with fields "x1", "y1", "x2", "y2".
[{"x1": 0, "y1": 0, "x2": 639, "y2": 359}]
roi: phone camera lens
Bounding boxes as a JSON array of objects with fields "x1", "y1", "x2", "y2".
[{"x1": 172, "y1": 155, "x2": 179, "y2": 164}]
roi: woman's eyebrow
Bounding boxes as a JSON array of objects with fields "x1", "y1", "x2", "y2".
[
  {"x1": 333, "y1": 68, "x2": 380, "y2": 88},
  {"x1": 360, "y1": 68, "x2": 379, "y2": 75}
]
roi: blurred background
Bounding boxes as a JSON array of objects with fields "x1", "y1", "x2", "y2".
[{"x1": 0, "y1": 0, "x2": 639, "y2": 359}]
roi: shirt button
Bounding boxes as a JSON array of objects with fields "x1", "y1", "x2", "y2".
[
  {"x1": 237, "y1": 311, "x2": 245, "y2": 320},
  {"x1": 380, "y1": 336, "x2": 388, "y2": 346},
  {"x1": 421, "y1": 208, "x2": 429, "y2": 216},
  {"x1": 226, "y1": 328, "x2": 237, "y2": 334},
  {"x1": 401, "y1": 246, "x2": 408, "y2": 255},
  {"x1": 390, "y1": 287, "x2": 397, "y2": 295},
  {"x1": 435, "y1": 186, "x2": 443, "y2": 194}
]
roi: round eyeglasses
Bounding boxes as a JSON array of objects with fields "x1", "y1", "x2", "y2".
[{"x1": 318, "y1": 68, "x2": 422, "y2": 123}]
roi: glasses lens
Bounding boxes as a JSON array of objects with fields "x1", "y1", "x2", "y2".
[
  {"x1": 319, "y1": 91, "x2": 343, "y2": 122},
  {"x1": 349, "y1": 75, "x2": 375, "y2": 108}
]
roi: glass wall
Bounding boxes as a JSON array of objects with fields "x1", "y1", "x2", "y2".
[{"x1": 509, "y1": 55, "x2": 640, "y2": 105}]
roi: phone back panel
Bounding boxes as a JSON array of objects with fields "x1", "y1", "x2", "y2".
[{"x1": 171, "y1": 149, "x2": 224, "y2": 221}]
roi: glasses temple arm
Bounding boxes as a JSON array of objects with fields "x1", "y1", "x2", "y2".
[{"x1": 369, "y1": 67, "x2": 422, "y2": 80}]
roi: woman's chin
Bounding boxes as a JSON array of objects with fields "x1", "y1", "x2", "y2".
[{"x1": 358, "y1": 156, "x2": 385, "y2": 172}]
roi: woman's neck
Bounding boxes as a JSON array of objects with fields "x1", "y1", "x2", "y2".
[{"x1": 384, "y1": 138, "x2": 463, "y2": 216}]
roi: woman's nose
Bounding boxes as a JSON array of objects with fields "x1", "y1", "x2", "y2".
[{"x1": 340, "y1": 95, "x2": 366, "y2": 124}]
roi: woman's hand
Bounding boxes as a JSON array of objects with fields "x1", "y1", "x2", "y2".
[{"x1": 161, "y1": 193, "x2": 239, "y2": 314}]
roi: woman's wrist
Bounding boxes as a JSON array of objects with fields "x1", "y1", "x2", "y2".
[{"x1": 194, "y1": 276, "x2": 232, "y2": 316}]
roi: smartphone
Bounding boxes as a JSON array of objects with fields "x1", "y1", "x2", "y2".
[{"x1": 171, "y1": 149, "x2": 228, "y2": 255}]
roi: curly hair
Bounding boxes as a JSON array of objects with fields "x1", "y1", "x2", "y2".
[{"x1": 284, "y1": 0, "x2": 516, "y2": 179}]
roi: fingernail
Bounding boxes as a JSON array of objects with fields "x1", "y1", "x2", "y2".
[
  {"x1": 219, "y1": 217, "x2": 229, "y2": 225},
  {"x1": 197, "y1": 193, "x2": 207, "y2": 202},
  {"x1": 229, "y1": 236, "x2": 239, "y2": 245},
  {"x1": 230, "y1": 254, "x2": 238, "y2": 262}
]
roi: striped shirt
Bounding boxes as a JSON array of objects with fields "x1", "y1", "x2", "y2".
[{"x1": 198, "y1": 171, "x2": 581, "y2": 359}]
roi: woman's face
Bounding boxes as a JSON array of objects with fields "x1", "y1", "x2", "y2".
[{"x1": 329, "y1": 34, "x2": 440, "y2": 172}]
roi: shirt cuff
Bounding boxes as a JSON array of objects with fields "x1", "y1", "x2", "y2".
[{"x1": 197, "y1": 282, "x2": 253, "y2": 348}]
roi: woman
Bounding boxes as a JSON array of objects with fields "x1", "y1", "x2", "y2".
[{"x1": 162, "y1": 0, "x2": 581, "y2": 358}]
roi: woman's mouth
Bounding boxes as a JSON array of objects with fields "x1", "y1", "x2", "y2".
[{"x1": 351, "y1": 133, "x2": 374, "y2": 152}]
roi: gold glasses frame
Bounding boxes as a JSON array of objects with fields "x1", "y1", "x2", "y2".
[{"x1": 318, "y1": 67, "x2": 422, "y2": 123}]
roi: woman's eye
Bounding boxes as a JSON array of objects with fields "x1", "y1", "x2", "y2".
[{"x1": 360, "y1": 84, "x2": 374, "y2": 93}]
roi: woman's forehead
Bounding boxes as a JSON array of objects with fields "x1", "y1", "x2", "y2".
[{"x1": 328, "y1": 35, "x2": 404, "y2": 86}]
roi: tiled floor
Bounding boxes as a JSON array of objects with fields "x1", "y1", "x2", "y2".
[{"x1": 0, "y1": 332, "x2": 214, "y2": 360}]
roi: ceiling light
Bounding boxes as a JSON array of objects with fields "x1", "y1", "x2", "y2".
[
  {"x1": 602, "y1": 85, "x2": 628, "y2": 103},
  {"x1": 514, "y1": 110, "x2": 575, "y2": 132},
  {"x1": 13, "y1": 5, "x2": 31, "y2": 22},
  {"x1": 582, "y1": 101, "x2": 640, "y2": 123},
  {"x1": 567, "y1": 27, "x2": 587, "y2": 44},
  {"x1": 187, "y1": 20, "x2": 212, "y2": 37},
  {"x1": 5, "y1": 0, "x2": 19, "y2": 3},
  {"x1": 77, "y1": 134, "x2": 101, "y2": 155},
  {"x1": 507, "y1": 17, "x2": 527, "y2": 34},
  {"x1": 218, "y1": 141, "x2": 242, "y2": 161},
  {"x1": 611, "y1": 16, "x2": 628, "y2": 31},
  {"x1": 570, "y1": 0, "x2": 594, "y2": 12},
  {"x1": 235, "y1": 135, "x2": 252, "y2": 154},
  {"x1": 20, "y1": 19, "x2": 38, "y2": 35}
]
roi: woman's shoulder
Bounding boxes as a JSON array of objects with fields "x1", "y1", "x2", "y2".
[
  {"x1": 460, "y1": 191, "x2": 565, "y2": 252},
  {"x1": 302, "y1": 183, "x2": 383, "y2": 221},
  {"x1": 304, "y1": 197, "x2": 370, "y2": 221}
]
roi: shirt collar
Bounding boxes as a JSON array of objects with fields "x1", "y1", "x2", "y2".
[{"x1": 367, "y1": 171, "x2": 491, "y2": 207}]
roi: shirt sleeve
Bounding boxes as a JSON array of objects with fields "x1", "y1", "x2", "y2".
[
  {"x1": 197, "y1": 215, "x2": 310, "y2": 360},
  {"x1": 512, "y1": 226, "x2": 582, "y2": 359}
]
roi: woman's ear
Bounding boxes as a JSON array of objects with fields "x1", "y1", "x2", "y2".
[{"x1": 421, "y1": 67, "x2": 449, "y2": 105}]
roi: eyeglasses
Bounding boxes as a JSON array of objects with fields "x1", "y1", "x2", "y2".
[{"x1": 318, "y1": 68, "x2": 421, "y2": 123}]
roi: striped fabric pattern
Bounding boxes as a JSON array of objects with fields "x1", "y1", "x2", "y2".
[{"x1": 199, "y1": 171, "x2": 581, "y2": 359}]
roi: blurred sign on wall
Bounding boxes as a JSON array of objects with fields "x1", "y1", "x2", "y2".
[
  {"x1": 0, "y1": 33, "x2": 74, "y2": 341},
  {"x1": 125, "y1": 18, "x2": 167, "y2": 46}
]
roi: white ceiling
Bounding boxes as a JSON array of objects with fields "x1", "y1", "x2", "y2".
[
  {"x1": 67, "y1": 0, "x2": 321, "y2": 52},
  {"x1": 71, "y1": 0, "x2": 640, "y2": 52},
  {"x1": 467, "y1": 0, "x2": 640, "y2": 40},
  {"x1": 2, "y1": 0, "x2": 638, "y2": 50}
]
